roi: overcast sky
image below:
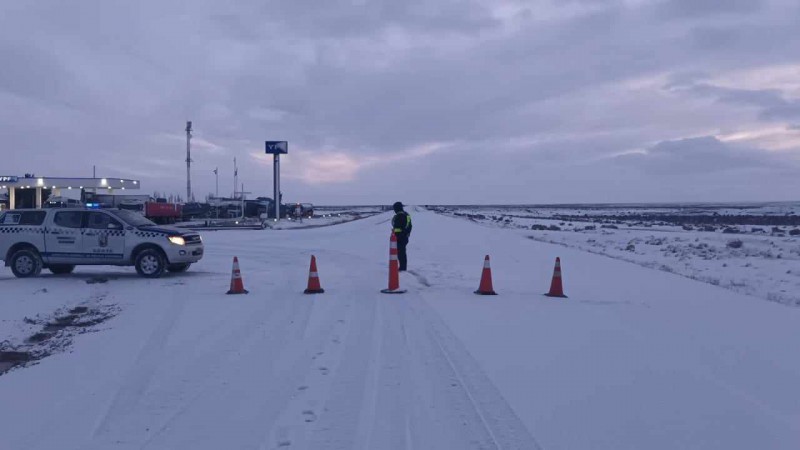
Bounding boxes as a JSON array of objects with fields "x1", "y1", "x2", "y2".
[{"x1": 1, "y1": 0, "x2": 799, "y2": 205}]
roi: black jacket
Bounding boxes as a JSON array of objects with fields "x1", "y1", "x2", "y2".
[{"x1": 392, "y1": 211, "x2": 412, "y2": 238}]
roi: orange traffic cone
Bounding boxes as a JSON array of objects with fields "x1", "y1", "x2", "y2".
[
  {"x1": 544, "y1": 257, "x2": 567, "y2": 298},
  {"x1": 475, "y1": 255, "x2": 498, "y2": 295},
  {"x1": 226, "y1": 256, "x2": 249, "y2": 295},
  {"x1": 304, "y1": 255, "x2": 325, "y2": 294},
  {"x1": 381, "y1": 233, "x2": 406, "y2": 294}
]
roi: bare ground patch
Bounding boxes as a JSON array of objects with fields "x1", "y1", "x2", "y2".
[{"x1": 0, "y1": 304, "x2": 120, "y2": 376}]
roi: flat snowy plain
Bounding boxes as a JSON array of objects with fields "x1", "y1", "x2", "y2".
[
  {"x1": 1, "y1": 207, "x2": 798, "y2": 449},
  {"x1": 435, "y1": 203, "x2": 800, "y2": 306}
]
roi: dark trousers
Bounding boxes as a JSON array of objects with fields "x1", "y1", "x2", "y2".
[{"x1": 396, "y1": 234, "x2": 409, "y2": 271}]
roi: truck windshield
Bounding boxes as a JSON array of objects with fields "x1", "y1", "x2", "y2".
[{"x1": 108, "y1": 209, "x2": 157, "y2": 227}]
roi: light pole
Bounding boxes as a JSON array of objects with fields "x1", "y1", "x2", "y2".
[
  {"x1": 213, "y1": 167, "x2": 218, "y2": 198},
  {"x1": 186, "y1": 121, "x2": 192, "y2": 201},
  {"x1": 233, "y1": 157, "x2": 238, "y2": 198},
  {"x1": 239, "y1": 185, "x2": 251, "y2": 220},
  {"x1": 213, "y1": 167, "x2": 219, "y2": 219}
]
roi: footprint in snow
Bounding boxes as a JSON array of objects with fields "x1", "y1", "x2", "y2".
[
  {"x1": 297, "y1": 385, "x2": 309, "y2": 391},
  {"x1": 318, "y1": 367, "x2": 329, "y2": 375},
  {"x1": 277, "y1": 441, "x2": 291, "y2": 447},
  {"x1": 302, "y1": 410, "x2": 317, "y2": 423}
]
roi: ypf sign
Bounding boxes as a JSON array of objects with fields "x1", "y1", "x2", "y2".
[
  {"x1": 265, "y1": 141, "x2": 288, "y2": 154},
  {"x1": 265, "y1": 141, "x2": 288, "y2": 220},
  {"x1": 0, "y1": 176, "x2": 18, "y2": 183}
]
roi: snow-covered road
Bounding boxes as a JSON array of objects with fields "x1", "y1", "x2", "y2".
[{"x1": 1, "y1": 208, "x2": 798, "y2": 449}]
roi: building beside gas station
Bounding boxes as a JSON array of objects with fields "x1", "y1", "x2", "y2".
[{"x1": 0, "y1": 175, "x2": 140, "y2": 210}]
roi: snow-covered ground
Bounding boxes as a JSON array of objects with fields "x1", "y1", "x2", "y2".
[
  {"x1": 1, "y1": 207, "x2": 799, "y2": 449},
  {"x1": 434, "y1": 204, "x2": 800, "y2": 306},
  {"x1": 268, "y1": 210, "x2": 381, "y2": 230},
  {"x1": 175, "y1": 207, "x2": 382, "y2": 231}
]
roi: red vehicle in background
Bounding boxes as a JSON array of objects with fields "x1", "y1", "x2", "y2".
[
  {"x1": 145, "y1": 201, "x2": 182, "y2": 224},
  {"x1": 292, "y1": 203, "x2": 314, "y2": 219}
]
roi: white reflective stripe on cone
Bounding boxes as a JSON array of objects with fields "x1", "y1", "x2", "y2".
[
  {"x1": 390, "y1": 242, "x2": 397, "y2": 249},
  {"x1": 390, "y1": 255, "x2": 398, "y2": 261},
  {"x1": 484, "y1": 261, "x2": 491, "y2": 268},
  {"x1": 309, "y1": 272, "x2": 318, "y2": 277}
]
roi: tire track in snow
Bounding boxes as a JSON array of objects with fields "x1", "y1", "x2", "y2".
[
  {"x1": 293, "y1": 282, "x2": 541, "y2": 449},
  {"x1": 11, "y1": 278, "x2": 115, "y2": 450},
  {"x1": 403, "y1": 288, "x2": 544, "y2": 450},
  {"x1": 351, "y1": 298, "x2": 383, "y2": 450},
  {"x1": 254, "y1": 249, "x2": 404, "y2": 449},
  {"x1": 140, "y1": 297, "x2": 314, "y2": 446},
  {"x1": 139, "y1": 296, "x2": 349, "y2": 450},
  {"x1": 85, "y1": 279, "x2": 324, "y2": 449},
  {"x1": 257, "y1": 299, "x2": 359, "y2": 450},
  {"x1": 365, "y1": 296, "x2": 417, "y2": 449},
  {"x1": 295, "y1": 294, "x2": 382, "y2": 449},
  {"x1": 326, "y1": 294, "x2": 412, "y2": 450},
  {"x1": 91, "y1": 293, "x2": 187, "y2": 438}
]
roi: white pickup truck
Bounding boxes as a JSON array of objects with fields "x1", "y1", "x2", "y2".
[{"x1": 0, "y1": 208, "x2": 203, "y2": 278}]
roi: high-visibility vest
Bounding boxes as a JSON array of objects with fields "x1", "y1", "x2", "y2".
[{"x1": 393, "y1": 213, "x2": 411, "y2": 233}]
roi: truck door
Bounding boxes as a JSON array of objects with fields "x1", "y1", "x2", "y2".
[
  {"x1": 84, "y1": 211, "x2": 126, "y2": 262},
  {"x1": 45, "y1": 211, "x2": 86, "y2": 263}
]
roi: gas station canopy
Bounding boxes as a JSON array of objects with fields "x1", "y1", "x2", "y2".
[{"x1": 0, "y1": 176, "x2": 141, "y2": 209}]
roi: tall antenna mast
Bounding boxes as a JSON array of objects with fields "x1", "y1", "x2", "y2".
[{"x1": 185, "y1": 121, "x2": 193, "y2": 201}]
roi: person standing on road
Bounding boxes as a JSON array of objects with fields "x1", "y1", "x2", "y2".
[{"x1": 391, "y1": 201, "x2": 412, "y2": 271}]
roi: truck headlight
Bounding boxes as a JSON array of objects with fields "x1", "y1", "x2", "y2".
[{"x1": 168, "y1": 236, "x2": 186, "y2": 246}]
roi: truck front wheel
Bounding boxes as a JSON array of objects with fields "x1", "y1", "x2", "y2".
[
  {"x1": 135, "y1": 249, "x2": 166, "y2": 278},
  {"x1": 10, "y1": 249, "x2": 43, "y2": 278}
]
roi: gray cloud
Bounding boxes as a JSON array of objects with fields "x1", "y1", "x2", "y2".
[
  {"x1": 616, "y1": 136, "x2": 792, "y2": 175},
  {"x1": 1, "y1": 0, "x2": 799, "y2": 203},
  {"x1": 656, "y1": 0, "x2": 764, "y2": 18},
  {"x1": 668, "y1": 81, "x2": 800, "y2": 121}
]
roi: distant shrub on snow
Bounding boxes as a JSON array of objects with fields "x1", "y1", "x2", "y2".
[{"x1": 727, "y1": 239, "x2": 744, "y2": 249}]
